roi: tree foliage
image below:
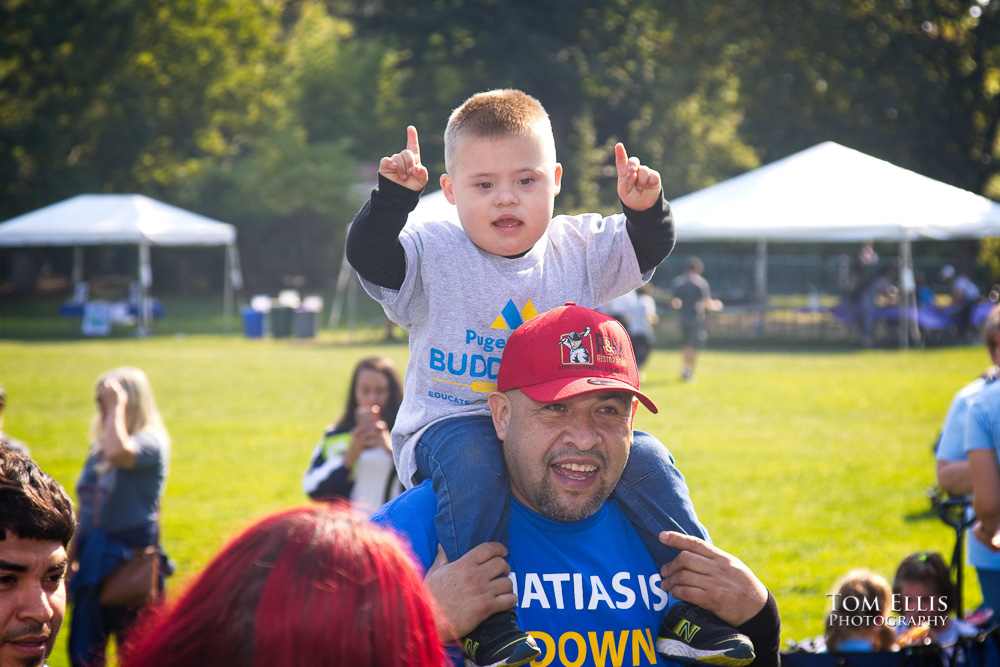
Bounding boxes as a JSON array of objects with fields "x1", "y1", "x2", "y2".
[
  {"x1": 0, "y1": 0, "x2": 289, "y2": 218},
  {"x1": 3, "y1": 0, "x2": 999, "y2": 292},
  {"x1": 728, "y1": 0, "x2": 1000, "y2": 195},
  {"x1": 351, "y1": 0, "x2": 762, "y2": 210}
]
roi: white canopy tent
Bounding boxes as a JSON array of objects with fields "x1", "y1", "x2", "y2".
[
  {"x1": 328, "y1": 188, "x2": 459, "y2": 331},
  {"x1": 407, "y1": 188, "x2": 459, "y2": 226},
  {"x1": 668, "y1": 141, "x2": 1000, "y2": 346},
  {"x1": 0, "y1": 194, "x2": 243, "y2": 334}
]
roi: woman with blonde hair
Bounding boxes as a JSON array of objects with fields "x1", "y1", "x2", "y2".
[
  {"x1": 823, "y1": 569, "x2": 897, "y2": 653},
  {"x1": 68, "y1": 366, "x2": 171, "y2": 666}
]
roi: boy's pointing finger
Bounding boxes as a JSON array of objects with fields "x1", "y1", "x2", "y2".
[
  {"x1": 406, "y1": 125, "x2": 421, "y2": 157},
  {"x1": 614, "y1": 143, "x2": 629, "y2": 175}
]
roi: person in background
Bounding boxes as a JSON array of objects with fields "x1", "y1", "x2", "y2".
[
  {"x1": 822, "y1": 569, "x2": 896, "y2": 653},
  {"x1": 941, "y1": 265, "x2": 981, "y2": 342},
  {"x1": 0, "y1": 444, "x2": 76, "y2": 667},
  {"x1": 628, "y1": 283, "x2": 659, "y2": 372},
  {"x1": 966, "y1": 305, "x2": 1000, "y2": 617},
  {"x1": 848, "y1": 241, "x2": 879, "y2": 307},
  {"x1": 935, "y1": 304, "x2": 1000, "y2": 613},
  {"x1": 68, "y1": 366, "x2": 171, "y2": 667},
  {"x1": 302, "y1": 357, "x2": 404, "y2": 516},
  {"x1": 915, "y1": 271, "x2": 935, "y2": 309},
  {"x1": 121, "y1": 504, "x2": 445, "y2": 667},
  {"x1": 600, "y1": 289, "x2": 637, "y2": 328},
  {"x1": 893, "y1": 552, "x2": 976, "y2": 648},
  {"x1": 0, "y1": 382, "x2": 30, "y2": 456},
  {"x1": 600, "y1": 285, "x2": 658, "y2": 372},
  {"x1": 858, "y1": 265, "x2": 903, "y2": 347},
  {"x1": 670, "y1": 256, "x2": 722, "y2": 382}
]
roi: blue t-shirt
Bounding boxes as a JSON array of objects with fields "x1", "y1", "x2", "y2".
[
  {"x1": 373, "y1": 481, "x2": 677, "y2": 666},
  {"x1": 967, "y1": 381, "x2": 1000, "y2": 461},
  {"x1": 965, "y1": 381, "x2": 1000, "y2": 567},
  {"x1": 75, "y1": 429, "x2": 169, "y2": 537},
  {"x1": 937, "y1": 376, "x2": 1000, "y2": 570}
]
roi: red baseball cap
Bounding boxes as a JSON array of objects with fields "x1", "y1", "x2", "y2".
[{"x1": 497, "y1": 303, "x2": 658, "y2": 413}]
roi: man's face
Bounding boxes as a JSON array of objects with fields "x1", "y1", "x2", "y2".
[
  {"x1": 489, "y1": 389, "x2": 637, "y2": 522},
  {"x1": 0, "y1": 535, "x2": 67, "y2": 667},
  {"x1": 440, "y1": 131, "x2": 562, "y2": 257}
]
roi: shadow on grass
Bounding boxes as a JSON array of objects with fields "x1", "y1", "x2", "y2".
[{"x1": 903, "y1": 507, "x2": 944, "y2": 523}]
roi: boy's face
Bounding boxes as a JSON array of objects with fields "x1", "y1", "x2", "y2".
[{"x1": 440, "y1": 131, "x2": 562, "y2": 257}]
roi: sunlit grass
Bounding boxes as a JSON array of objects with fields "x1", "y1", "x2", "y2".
[{"x1": 0, "y1": 331, "x2": 985, "y2": 665}]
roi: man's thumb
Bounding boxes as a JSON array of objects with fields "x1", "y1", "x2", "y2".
[{"x1": 432, "y1": 544, "x2": 449, "y2": 567}]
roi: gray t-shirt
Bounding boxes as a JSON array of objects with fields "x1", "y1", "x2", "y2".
[
  {"x1": 671, "y1": 272, "x2": 711, "y2": 323},
  {"x1": 360, "y1": 213, "x2": 649, "y2": 486}
]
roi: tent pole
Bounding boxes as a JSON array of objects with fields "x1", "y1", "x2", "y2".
[
  {"x1": 328, "y1": 226, "x2": 354, "y2": 330},
  {"x1": 898, "y1": 234, "x2": 918, "y2": 349},
  {"x1": 138, "y1": 243, "x2": 152, "y2": 337},
  {"x1": 224, "y1": 246, "x2": 232, "y2": 333},
  {"x1": 755, "y1": 239, "x2": 768, "y2": 336},
  {"x1": 227, "y1": 243, "x2": 244, "y2": 334},
  {"x1": 347, "y1": 266, "x2": 358, "y2": 342},
  {"x1": 72, "y1": 246, "x2": 83, "y2": 289}
]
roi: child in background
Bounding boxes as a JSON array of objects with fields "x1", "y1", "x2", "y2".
[
  {"x1": 894, "y1": 552, "x2": 977, "y2": 648},
  {"x1": 823, "y1": 569, "x2": 896, "y2": 652},
  {"x1": 347, "y1": 89, "x2": 752, "y2": 667}
]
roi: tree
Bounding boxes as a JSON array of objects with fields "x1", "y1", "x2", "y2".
[
  {"x1": 0, "y1": 0, "x2": 290, "y2": 219},
  {"x1": 176, "y1": 129, "x2": 361, "y2": 292},
  {"x1": 349, "y1": 0, "x2": 761, "y2": 210},
  {"x1": 287, "y1": 1, "x2": 404, "y2": 161},
  {"x1": 729, "y1": 0, "x2": 1000, "y2": 196}
]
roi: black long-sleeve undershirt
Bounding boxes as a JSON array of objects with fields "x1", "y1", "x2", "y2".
[
  {"x1": 345, "y1": 174, "x2": 676, "y2": 290},
  {"x1": 739, "y1": 590, "x2": 782, "y2": 667}
]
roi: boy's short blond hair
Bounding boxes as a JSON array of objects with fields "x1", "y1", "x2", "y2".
[{"x1": 444, "y1": 89, "x2": 556, "y2": 172}]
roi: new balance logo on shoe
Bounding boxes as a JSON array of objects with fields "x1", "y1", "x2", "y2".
[{"x1": 656, "y1": 602, "x2": 755, "y2": 667}]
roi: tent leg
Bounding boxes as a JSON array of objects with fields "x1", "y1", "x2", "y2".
[
  {"x1": 898, "y1": 236, "x2": 917, "y2": 349},
  {"x1": 224, "y1": 247, "x2": 232, "y2": 333},
  {"x1": 137, "y1": 243, "x2": 152, "y2": 337},
  {"x1": 754, "y1": 239, "x2": 768, "y2": 336},
  {"x1": 72, "y1": 246, "x2": 83, "y2": 289},
  {"x1": 226, "y1": 243, "x2": 244, "y2": 334},
  {"x1": 328, "y1": 232, "x2": 355, "y2": 331}
]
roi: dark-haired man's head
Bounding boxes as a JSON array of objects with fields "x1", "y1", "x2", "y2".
[{"x1": 0, "y1": 445, "x2": 75, "y2": 667}]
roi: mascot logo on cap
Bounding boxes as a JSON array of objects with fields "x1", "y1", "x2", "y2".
[{"x1": 558, "y1": 327, "x2": 593, "y2": 365}]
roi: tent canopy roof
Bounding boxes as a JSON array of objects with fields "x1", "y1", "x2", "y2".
[
  {"x1": 407, "y1": 189, "x2": 459, "y2": 227},
  {"x1": 669, "y1": 141, "x2": 1000, "y2": 243},
  {"x1": 0, "y1": 194, "x2": 236, "y2": 247}
]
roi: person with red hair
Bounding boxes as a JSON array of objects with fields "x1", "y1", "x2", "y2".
[{"x1": 121, "y1": 503, "x2": 445, "y2": 667}]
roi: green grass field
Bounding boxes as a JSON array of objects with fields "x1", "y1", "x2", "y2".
[{"x1": 0, "y1": 318, "x2": 986, "y2": 666}]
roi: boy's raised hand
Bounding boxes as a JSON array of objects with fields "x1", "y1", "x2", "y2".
[
  {"x1": 615, "y1": 143, "x2": 662, "y2": 211},
  {"x1": 380, "y1": 125, "x2": 429, "y2": 191}
]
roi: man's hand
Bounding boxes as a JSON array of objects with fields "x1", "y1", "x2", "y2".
[
  {"x1": 659, "y1": 531, "x2": 767, "y2": 627},
  {"x1": 423, "y1": 542, "x2": 517, "y2": 641},
  {"x1": 379, "y1": 125, "x2": 429, "y2": 191},
  {"x1": 616, "y1": 143, "x2": 662, "y2": 211}
]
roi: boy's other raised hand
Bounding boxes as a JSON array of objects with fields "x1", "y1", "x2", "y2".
[
  {"x1": 379, "y1": 125, "x2": 429, "y2": 191},
  {"x1": 615, "y1": 142, "x2": 662, "y2": 211}
]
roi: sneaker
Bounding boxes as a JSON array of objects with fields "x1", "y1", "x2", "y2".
[
  {"x1": 462, "y1": 610, "x2": 541, "y2": 667},
  {"x1": 656, "y1": 602, "x2": 755, "y2": 666}
]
